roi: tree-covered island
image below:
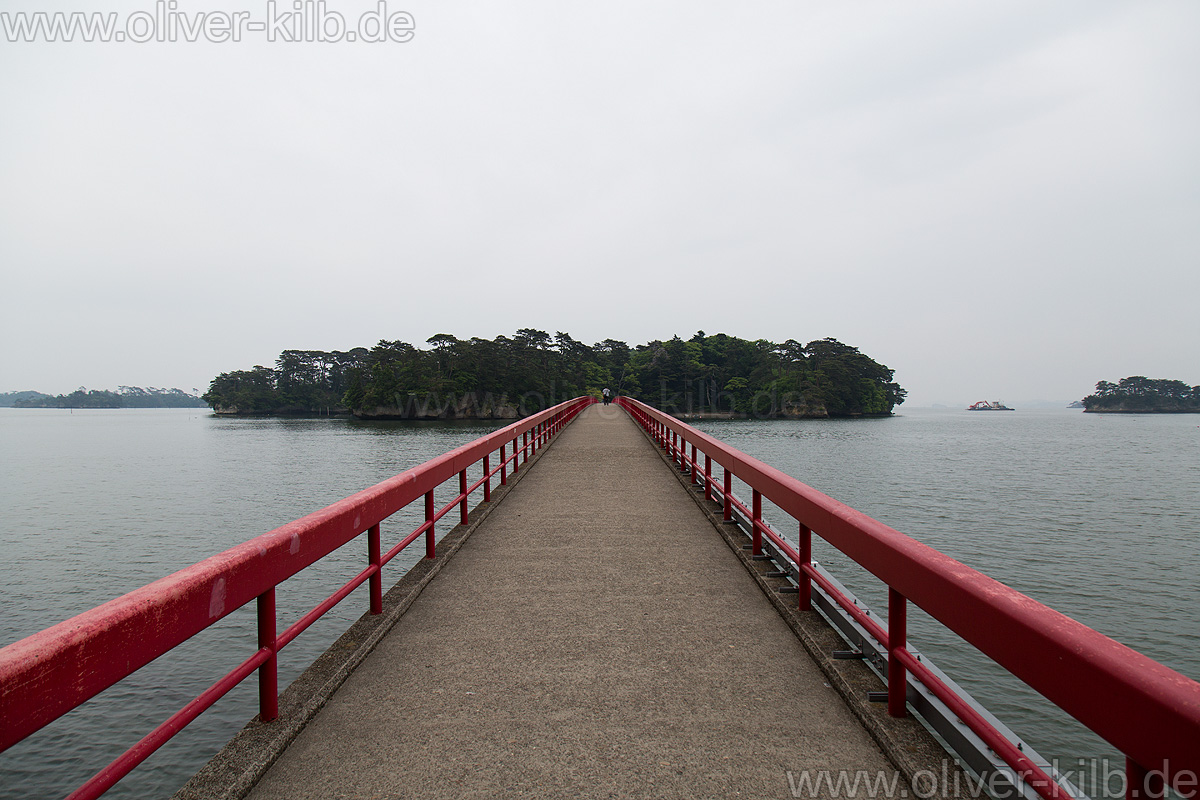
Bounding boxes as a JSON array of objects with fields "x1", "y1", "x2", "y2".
[
  {"x1": 1082, "y1": 376, "x2": 1200, "y2": 413},
  {"x1": 9, "y1": 387, "x2": 207, "y2": 409},
  {"x1": 202, "y1": 331, "x2": 906, "y2": 419}
]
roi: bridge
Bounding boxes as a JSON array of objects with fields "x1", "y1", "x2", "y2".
[{"x1": 2, "y1": 398, "x2": 1198, "y2": 799}]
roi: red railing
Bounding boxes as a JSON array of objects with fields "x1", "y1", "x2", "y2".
[
  {"x1": 618, "y1": 396, "x2": 1200, "y2": 800},
  {"x1": 0, "y1": 396, "x2": 594, "y2": 800}
]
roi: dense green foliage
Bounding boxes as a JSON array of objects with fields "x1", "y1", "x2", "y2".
[
  {"x1": 202, "y1": 350, "x2": 367, "y2": 414},
  {"x1": 203, "y1": 351, "x2": 364, "y2": 414},
  {"x1": 1083, "y1": 376, "x2": 1200, "y2": 412},
  {"x1": 12, "y1": 387, "x2": 206, "y2": 409},
  {"x1": 203, "y1": 331, "x2": 906, "y2": 418},
  {"x1": 0, "y1": 391, "x2": 51, "y2": 407}
]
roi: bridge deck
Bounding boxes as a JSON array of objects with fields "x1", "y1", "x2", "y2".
[{"x1": 242, "y1": 405, "x2": 898, "y2": 799}]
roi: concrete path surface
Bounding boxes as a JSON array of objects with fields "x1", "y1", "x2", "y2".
[{"x1": 243, "y1": 404, "x2": 898, "y2": 799}]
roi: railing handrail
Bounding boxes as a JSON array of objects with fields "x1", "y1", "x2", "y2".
[
  {"x1": 0, "y1": 397, "x2": 593, "y2": 760},
  {"x1": 617, "y1": 396, "x2": 1200, "y2": 795}
]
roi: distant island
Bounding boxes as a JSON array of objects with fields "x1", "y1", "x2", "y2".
[
  {"x1": 202, "y1": 330, "x2": 907, "y2": 420},
  {"x1": 6, "y1": 387, "x2": 207, "y2": 409},
  {"x1": 0, "y1": 391, "x2": 52, "y2": 407},
  {"x1": 1082, "y1": 376, "x2": 1200, "y2": 413}
]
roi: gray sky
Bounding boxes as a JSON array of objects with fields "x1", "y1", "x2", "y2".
[{"x1": 2, "y1": 0, "x2": 1197, "y2": 406}]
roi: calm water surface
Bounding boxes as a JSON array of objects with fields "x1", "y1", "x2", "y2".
[
  {"x1": 0, "y1": 408, "x2": 505, "y2": 800},
  {"x1": 1, "y1": 407, "x2": 1197, "y2": 798},
  {"x1": 693, "y1": 408, "x2": 1200, "y2": 792}
]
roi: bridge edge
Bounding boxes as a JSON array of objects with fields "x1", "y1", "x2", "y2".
[
  {"x1": 624, "y1": 409, "x2": 969, "y2": 799},
  {"x1": 170, "y1": 421, "x2": 566, "y2": 800}
]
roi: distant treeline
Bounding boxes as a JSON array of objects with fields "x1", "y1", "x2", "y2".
[
  {"x1": 202, "y1": 330, "x2": 906, "y2": 419},
  {"x1": 0, "y1": 391, "x2": 51, "y2": 407},
  {"x1": 10, "y1": 387, "x2": 206, "y2": 409},
  {"x1": 1083, "y1": 376, "x2": 1200, "y2": 413}
]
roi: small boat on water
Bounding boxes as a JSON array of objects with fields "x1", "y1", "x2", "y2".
[{"x1": 967, "y1": 400, "x2": 1014, "y2": 411}]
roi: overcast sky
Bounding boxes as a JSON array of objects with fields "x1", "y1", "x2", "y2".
[{"x1": 1, "y1": 0, "x2": 1196, "y2": 406}]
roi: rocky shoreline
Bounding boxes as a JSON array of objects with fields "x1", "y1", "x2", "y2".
[{"x1": 1083, "y1": 405, "x2": 1200, "y2": 414}]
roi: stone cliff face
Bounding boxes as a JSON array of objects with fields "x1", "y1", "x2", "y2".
[
  {"x1": 777, "y1": 394, "x2": 830, "y2": 419},
  {"x1": 353, "y1": 392, "x2": 521, "y2": 420},
  {"x1": 676, "y1": 395, "x2": 832, "y2": 419},
  {"x1": 212, "y1": 405, "x2": 342, "y2": 416},
  {"x1": 212, "y1": 405, "x2": 253, "y2": 416}
]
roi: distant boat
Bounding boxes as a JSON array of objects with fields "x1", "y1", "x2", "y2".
[{"x1": 967, "y1": 400, "x2": 1014, "y2": 411}]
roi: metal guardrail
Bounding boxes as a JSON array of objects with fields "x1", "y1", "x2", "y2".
[
  {"x1": 0, "y1": 396, "x2": 594, "y2": 799},
  {"x1": 726, "y1": 499, "x2": 1076, "y2": 800},
  {"x1": 617, "y1": 396, "x2": 1200, "y2": 800}
]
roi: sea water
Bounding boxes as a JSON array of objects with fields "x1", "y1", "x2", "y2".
[
  {"x1": 692, "y1": 408, "x2": 1200, "y2": 796},
  {"x1": 0, "y1": 408, "x2": 503, "y2": 800},
  {"x1": 1, "y1": 407, "x2": 1196, "y2": 798}
]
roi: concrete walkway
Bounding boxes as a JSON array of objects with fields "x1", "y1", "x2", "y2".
[{"x1": 243, "y1": 405, "x2": 898, "y2": 799}]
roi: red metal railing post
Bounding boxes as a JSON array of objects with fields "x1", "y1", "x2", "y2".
[
  {"x1": 500, "y1": 444, "x2": 508, "y2": 485},
  {"x1": 723, "y1": 468, "x2": 732, "y2": 521},
  {"x1": 459, "y1": 469, "x2": 469, "y2": 525},
  {"x1": 752, "y1": 489, "x2": 763, "y2": 556},
  {"x1": 690, "y1": 444, "x2": 697, "y2": 484},
  {"x1": 704, "y1": 454, "x2": 712, "y2": 502},
  {"x1": 425, "y1": 489, "x2": 435, "y2": 559},
  {"x1": 798, "y1": 523, "x2": 812, "y2": 611},
  {"x1": 512, "y1": 435, "x2": 520, "y2": 474},
  {"x1": 257, "y1": 588, "x2": 278, "y2": 722},
  {"x1": 368, "y1": 524, "x2": 382, "y2": 615},
  {"x1": 483, "y1": 454, "x2": 491, "y2": 501},
  {"x1": 888, "y1": 587, "x2": 907, "y2": 717}
]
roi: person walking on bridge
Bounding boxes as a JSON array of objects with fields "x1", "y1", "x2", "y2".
[{"x1": 602, "y1": 387, "x2": 612, "y2": 405}]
